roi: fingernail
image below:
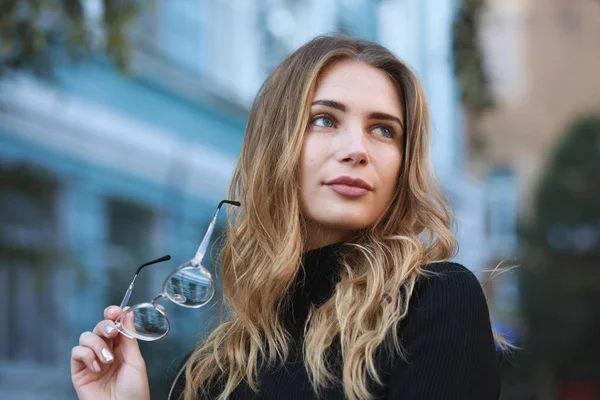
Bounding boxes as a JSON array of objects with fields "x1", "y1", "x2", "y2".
[
  {"x1": 101, "y1": 348, "x2": 113, "y2": 362},
  {"x1": 104, "y1": 324, "x2": 116, "y2": 335},
  {"x1": 93, "y1": 360, "x2": 101, "y2": 372},
  {"x1": 108, "y1": 307, "x2": 117, "y2": 316}
]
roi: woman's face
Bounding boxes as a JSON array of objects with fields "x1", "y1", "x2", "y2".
[{"x1": 299, "y1": 59, "x2": 405, "y2": 250}]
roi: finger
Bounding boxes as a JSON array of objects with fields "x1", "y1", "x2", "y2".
[
  {"x1": 71, "y1": 345, "x2": 101, "y2": 374},
  {"x1": 104, "y1": 305, "x2": 123, "y2": 321},
  {"x1": 105, "y1": 310, "x2": 146, "y2": 370},
  {"x1": 79, "y1": 331, "x2": 115, "y2": 364},
  {"x1": 93, "y1": 319, "x2": 119, "y2": 340},
  {"x1": 99, "y1": 307, "x2": 140, "y2": 360}
]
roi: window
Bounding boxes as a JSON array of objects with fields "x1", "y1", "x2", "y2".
[
  {"x1": 157, "y1": 0, "x2": 204, "y2": 74},
  {"x1": 480, "y1": 1, "x2": 529, "y2": 102},
  {"x1": 260, "y1": 2, "x2": 296, "y2": 74},
  {"x1": 130, "y1": 0, "x2": 205, "y2": 75},
  {"x1": 106, "y1": 198, "x2": 156, "y2": 307},
  {"x1": 485, "y1": 167, "x2": 518, "y2": 257},
  {"x1": 0, "y1": 163, "x2": 61, "y2": 363},
  {"x1": 130, "y1": 0, "x2": 263, "y2": 106}
]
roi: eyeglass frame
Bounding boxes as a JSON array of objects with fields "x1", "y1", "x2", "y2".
[{"x1": 114, "y1": 199, "x2": 240, "y2": 341}]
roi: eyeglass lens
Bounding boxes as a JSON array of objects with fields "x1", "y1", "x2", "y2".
[
  {"x1": 164, "y1": 266, "x2": 214, "y2": 307},
  {"x1": 118, "y1": 305, "x2": 170, "y2": 341}
]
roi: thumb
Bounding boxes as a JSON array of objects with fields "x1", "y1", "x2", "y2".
[
  {"x1": 114, "y1": 310, "x2": 145, "y2": 367},
  {"x1": 116, "y1": 335, "x2": 144, "y2": 366}
]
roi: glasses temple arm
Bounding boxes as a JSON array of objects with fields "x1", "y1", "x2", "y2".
[
  {"x1": 119, "y1": 278, "x2": 137, "y2": 309},
  {"x1": 191, "y1": 200, "x2": 240, "y2": 266},
  {"x1": 119, "y1": 254, "x2": 171, "y2": 309}
]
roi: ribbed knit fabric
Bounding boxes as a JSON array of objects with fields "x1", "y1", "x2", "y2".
[{"x1": 171, "y1": 242, "x2": 501, "y2": 399}]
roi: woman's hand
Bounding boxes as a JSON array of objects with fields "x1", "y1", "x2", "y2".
[{"x1": 71, "y1": 306, "x2": 150, "y2": 400}]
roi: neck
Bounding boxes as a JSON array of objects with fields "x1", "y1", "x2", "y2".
[{"x1": 302, "y1": 222, "x2": 355, "y2": 252}]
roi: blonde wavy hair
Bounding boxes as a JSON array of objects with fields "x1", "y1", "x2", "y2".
[{"x1": 171, "y1": 35, "x2": 481, "y2": 400}]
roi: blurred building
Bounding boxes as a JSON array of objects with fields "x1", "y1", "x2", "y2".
[
  {"x1": 0, "y1": 0, "x2": 248, "y2": 397},
  {"x1": 467, "y1": 0, "x2": 600, "y2": 301},
  {"x1": 0, "y1": 0, "x2": 495, "y2": 398},
  {"x1": 475, "y1": 0, "x2": 600, "y2": 223},
  {"x1": 472, "y1": 0, "x2": 600, "y2": 396}
]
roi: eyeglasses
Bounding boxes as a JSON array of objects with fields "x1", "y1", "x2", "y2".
[{"x1": 114, "y1": 199, "x2": 240, "y2": 341}]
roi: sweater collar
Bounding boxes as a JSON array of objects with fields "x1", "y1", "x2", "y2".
[
  {"x1": 301, "y1": 241, "x2": 345, "y2": 279},
  {"x1": 283, "y1": 241, "x2": 345, "y2": 337}
]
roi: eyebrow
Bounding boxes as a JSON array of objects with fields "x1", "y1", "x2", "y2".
[
  {"x1": 311, "y1": 99, "x2": 404, "y2": 130},
  {"x1": 311, "y1": 99, "x2": 346, "y2": 111}
]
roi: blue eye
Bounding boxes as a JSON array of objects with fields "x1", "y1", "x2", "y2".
[
  {"x1": 312, "y1": 116, "x2": 335, "y2": 128},
  {"x1": 372, "y1": 126, "x2": 394, "y2": 138}
]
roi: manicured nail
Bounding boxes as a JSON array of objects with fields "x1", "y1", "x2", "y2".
[
  {"x1": 93, "y1": 360, "x2": 101, "y2": 372},
  {"x1": 101, "y1": 348, "x2": 113, "y2": 362},
  {"x1": 108, "y1": 307, "x2": 117, "y2": 316},
  {"x1": 104, "y1": 324, "x2": 115, "y2": 335}
]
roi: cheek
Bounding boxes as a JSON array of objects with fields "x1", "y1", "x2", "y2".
[
  {"x1": 299, "y1": 152, "x2": 313, "y2": 191},
  {"x1": 299, "y1": 136, "x2": 324, "y2": 187},
  {"x1": 298, "y1": 140, "x2": 318, "y2": 211},
  {"x1": 376, "y1": 150, "x2": 402, "y2": 192},
  {"x1": 372, "y1": 156, "x2": 402, "y2": 214}
]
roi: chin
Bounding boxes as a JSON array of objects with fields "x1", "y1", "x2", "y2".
[{"x1": 312, "y1": 207, "x2": 376, "y2": 231}]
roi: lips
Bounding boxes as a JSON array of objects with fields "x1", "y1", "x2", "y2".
[
  {"x1": 324, "y1": 176, "x2": 373, "y2": 197},
  {"x1": 324, "y1": 176, "x2": 373, "y2": 190}
]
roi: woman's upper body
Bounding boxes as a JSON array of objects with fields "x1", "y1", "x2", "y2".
[
  {"x1": 169, "y1": 35, "x2": 507, "y2": 400},
  {"x1": 170, "y1": 242, "x2": 501, "y2": 400}
]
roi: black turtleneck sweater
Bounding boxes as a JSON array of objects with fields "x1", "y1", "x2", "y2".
[{"x1": 171, "y1": 243, "x2": 501, "y2": 399}]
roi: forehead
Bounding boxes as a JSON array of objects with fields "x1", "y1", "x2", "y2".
[{"x1": 312, "y1": 59, "x2": 403, "y2": 116}]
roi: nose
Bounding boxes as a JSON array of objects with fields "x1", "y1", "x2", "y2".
[{"x1": 337, "y1": 125, "x2": 369, "y2": 166}]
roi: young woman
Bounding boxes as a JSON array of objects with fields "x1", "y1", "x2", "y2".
[{"x1": 71, "y1": 35, "x2": 503, "y2": 400}]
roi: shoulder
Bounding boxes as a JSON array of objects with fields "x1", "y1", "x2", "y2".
[
  {"x1": 168, "y1": 352, "x2": 191, "y2": 400},
  {"x1": 421, "y1": 260, "x2": 480, "y2": 280},
  {"x1": 414, "y1": 261, "x2": 487, "y2": 306},
  {"x1": 384, "y1": 263, "x2": 501, "y2": 398},
  {"x1": 402, "y1": 261, "x2": 492, "y2": 329}
]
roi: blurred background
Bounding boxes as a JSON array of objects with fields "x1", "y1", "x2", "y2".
[{"x1": 1, "y1": 0, "x2": 599, "y2": 399}]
